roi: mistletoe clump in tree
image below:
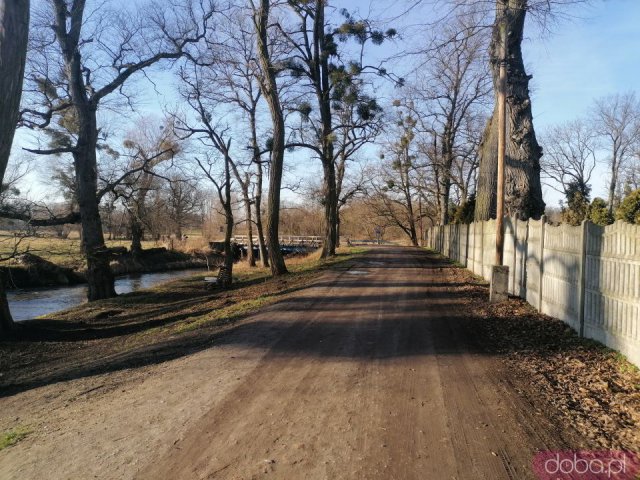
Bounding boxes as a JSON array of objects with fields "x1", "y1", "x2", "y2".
[{"x1": 284, "y1": 3, "x2": 397, "y2": 257}]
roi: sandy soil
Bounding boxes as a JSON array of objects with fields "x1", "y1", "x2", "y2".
[{"x1": 0, "y1": 247, "x2": 636, "y2": 479}]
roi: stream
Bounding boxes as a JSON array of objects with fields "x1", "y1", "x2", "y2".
[{"x1": 7, "y1": 268, "x2": 205, "y2": 321}]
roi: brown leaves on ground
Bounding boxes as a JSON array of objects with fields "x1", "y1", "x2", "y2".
[{"x1": 444, "y1": 261, "x2": 640, "y2": 451}]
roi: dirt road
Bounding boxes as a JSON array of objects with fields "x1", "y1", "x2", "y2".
[{"x1": 0, "y1": 247, "x2": 584, "y2": 479}]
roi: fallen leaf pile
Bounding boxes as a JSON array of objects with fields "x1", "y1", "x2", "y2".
[{"x1": 443, "y1": 261, "x2": 640, "y2": 451}]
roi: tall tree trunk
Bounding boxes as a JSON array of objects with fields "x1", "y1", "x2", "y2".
[
  {"x1": 228, "y1": 159, "x2": 256, "y2": 268},
  {"x1": 220, "y1": 154, "x2": 234, "y2": 288},
  {"x1": 254, "y1": 167, "x2": 269, "y2": 267},
  {"x1": 404, "y1": 190, "x2": 418, "y2": 247},
  {"x1": 130, "y1": 214, "x2": 143, "y2": 257},
  {"x1": 0, "y1": 0, "x2": 30, "y2": 334},
  {"x1": 52, "y1": 0, "x2": 116, "y2": 301},
  {"x1": 73, "y1": 112, "x2": 116, "y2": 300},
  {"x1": 607, "y1": 152, "x2": 619, "y2": 215},
  {"x1": 335, "y1": 152, "x2": 348, "y2": 249},
  {"x1": 255, "y1": 0, "x2": 287, "y2": 275},
  {"x1": 321, "y1": 161, "x2": 338, "y2": 257},
  {"x1": 130, "y1": 181, "x2": 150, "y2": 256},
  {"x1": 438, "y1": 131, "x2": 454, "y2": 225},
  {"x1": 173, "y1": 205, "x2": 183, "y2": 240},
  {"x1": 401, "y1": 149, "x2": 418, "y2": 247},
  {"x1": 475, "y1": 0, "x2": 545, "y2": 221},
  {"x1": 254, "y1": 186, "x2": 268, "y2": 267},
  {"x1": 242, "y1": 188, "x2": 256, "y2": 267},
  {"x1": 250, "y1": 109, "x2": 269, "y2": 268},
  {"x1": 437, "y1": 180, "x2": 451, "y2": 225},
  {"x1": 314, "y1": 0, "x2": 338, "y2": 258}
]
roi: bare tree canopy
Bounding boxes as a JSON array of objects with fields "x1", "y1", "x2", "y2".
[
  {"x1": 591, "y1": 91, "x2": 640, "y2": 214},
  {"x1": 540, "y1": 118, "x2": 598, "y2": 198},
  {"x1": 21, "y1": 0, "x2": 216, "y2": 300}
]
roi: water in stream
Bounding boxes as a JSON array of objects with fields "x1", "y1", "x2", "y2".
[{"x1": 7, "y1": 269, "x2": 205, "y2": 321}]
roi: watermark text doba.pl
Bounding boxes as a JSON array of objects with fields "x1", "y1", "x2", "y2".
[{"x1": 532, "y1": 451, "x2": 640, "y2": 480}]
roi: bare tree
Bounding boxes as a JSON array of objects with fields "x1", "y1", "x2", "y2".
[
  {"x1": 591, "y1": 92, "x2": 640, "y2": 214},
  {"x1": 21, "y1": 0, "x2": 214, "y2": 300},
  {"x1": 195, "y1": 153, "x2": 234, "y2": 287},
  {"x1": 173, "y1": 56, "x2": 241, "y2": 281},
  {"x1": 0, "y1": 0, "x2": 30, "y2": 332},
  {"x1": 184, "y1": 14, "x2": 269, "y2": 267},
  {"x1": 412, "y1": 12, "x2": 490, "y2": 224},
  {"x1": 165, "y1": 174, "x2": 203, "y2": 239},
  {"x1": 115, "y1": 118, "x2": 179, "y2": 256},
  {"x1": 624, "y1": 153, "x2": 640, "y2": 192},
  {"x1": 218, "y1": 18, "x2": 269, "y2": 267},
  {"x1": 281, "y1": 4, "x2": 395, "y2": 257},
  {"x1": 251, "y1": 0, "x2": 287, "y2": 275},
  {"x1": 449, "y1": 110, "x2": 485, "y2": 206},
  {"x1": 540, "y1": 118, "x2": 597, "y2": 200},
  {"x1": 373, "y1": 110, "x2": 420, "y2": 246}
]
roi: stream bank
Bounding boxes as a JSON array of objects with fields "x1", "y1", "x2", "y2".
[{"x1": 2, "y1": 248, "x2": 214, "y2": 289}]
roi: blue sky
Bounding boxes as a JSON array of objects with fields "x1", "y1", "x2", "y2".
[
  {"x1": 14, "y1": 0, "x2": 640, "y2": 208},
  {"x1": 526, "y1": 0, "x2": 640, "y2": 127},
  {"x1": 524, "y1": 0, "x2": 640, "y2": 205}
]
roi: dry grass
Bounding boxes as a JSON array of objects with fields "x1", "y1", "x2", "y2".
[{"x1": 0, "y1": 231, "x2": 208, "y2": 268}]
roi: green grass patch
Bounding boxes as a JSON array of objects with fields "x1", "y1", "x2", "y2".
[
  {"x1": 172, "y1": 295, "x2": 275, "y2": 334},
  {"x1": 613, "y1": 352, "x2": 640, "y2": 375},
  {"x1": 0, "y1": 427, "x2": 32, "y2": 451},
  {"x1": 166, "y1": 247, "x2": 366, "y2": 335}
]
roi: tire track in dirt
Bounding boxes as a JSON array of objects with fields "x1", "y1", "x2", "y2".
[{"x1": 0, "y1": 246, "x2": 588, "y2": 480}]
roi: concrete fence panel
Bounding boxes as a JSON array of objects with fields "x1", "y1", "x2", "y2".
[
  {"x1": 469, "y1": 222, "x2": 482, "y2": 276},
  {"x1": 583, "y1": 221, "x2": 640, "y2": 366},
  {"x1": 424, "y1": 217, "x2": 640, "y2": 367},
  {"x1": 540, "y1": 223, "x2": 583, "y2": 331},
  {"x1": 442, "y1": 225, "x2": 450, "y2": 258},
  {"x1": 514, "y1": 219, "x2": 529, "y2": 299},
  {"x1": 482, "y1": 219, "x2": 497, "y2": 280},
  {"x1": 525, "y1": 218, "x2": 543, "y2": 309},
  {"x1": 503, "y1": 217, "x2": 516, "y2": 295},
  {"x1": 460, "y1": 223, "x2": 469, "y2": 267}
]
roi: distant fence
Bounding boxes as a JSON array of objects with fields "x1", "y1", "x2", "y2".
[
  {"x1": 425, "y1": 218, "x2": 640, "y2": 367},
  {"x1": 232, "y1": 235, "x2": 322, "y2": 247}
]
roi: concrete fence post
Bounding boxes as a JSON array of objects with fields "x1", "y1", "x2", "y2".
[
  {"x1": 578, "y1": 220, "x2": 589, "y2": 337},
  {"x1": 480, "y1": 220, "x2": 485, "y2": 276},
  {"x1": 538, "y1": 215, "x2": 547, "y2": 312},
  {"x1": 512, "y1": 216, "x2": 518, "y2": 294},
  {"x1": 464, "y1": 223, "x2": 469, "y2": 267},
  {"x1": 523, "y1": 220, "x2": 529, "y2": 298}
]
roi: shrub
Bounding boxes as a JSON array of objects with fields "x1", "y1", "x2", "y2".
[
  {"x1": 588, "y1": 197, "x2": 614, "y2": 226},
  {"x1": 615, "y1": 189, "x2": 640, "y2": 224}
]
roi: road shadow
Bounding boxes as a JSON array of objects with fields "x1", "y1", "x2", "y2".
[{"x1": 0, "y1": 248, "x2": 591, "y2": 398}]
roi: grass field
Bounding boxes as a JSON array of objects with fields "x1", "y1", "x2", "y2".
[
  {"x1": 0, "y1": 230, "x2": 339, "y2": 270},
  {"x1": 0, "y1": 231, "x2": 206, "y2": 269}
]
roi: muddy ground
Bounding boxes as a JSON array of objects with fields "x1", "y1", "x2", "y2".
[{"x1": 0, "y1": 246, "x2": 638, "y2": 479}]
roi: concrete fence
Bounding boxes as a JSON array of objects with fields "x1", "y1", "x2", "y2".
[{"x1": 425, "y1": 218, "x2": 640, "y2": 367}]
